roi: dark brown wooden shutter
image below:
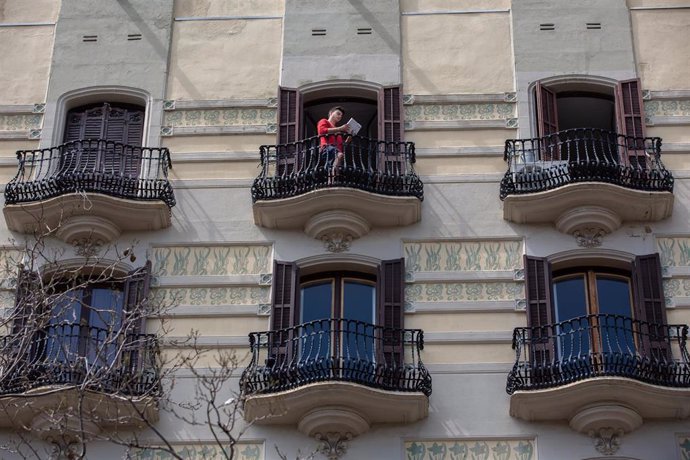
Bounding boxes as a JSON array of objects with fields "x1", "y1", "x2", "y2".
[
  {"x1": 12, "y1": 268, "x2": 40, "y2": 335},
  {"x1": 381, "y1": 86, "x2": 403, "y2": 142},
  {"x1": 616, "y1": 78, "x2": 646, "y2": 167},
  {"x1": 278, "y1": 87, "x2": 300, "y2": 145},
  {"x1": 271, "y1": 261, "x2": 299, "y2": 366},
  {"x1": 536, "y1": 82, "x2": 559, "y2": 161},
  {"x1": 633, "y1": 253, "x2": 670, "y2": 361},
  {"x1": 378, "y1": 258, "x2": 404, "y2": 367},
  {"x1": 123, "y1": 260, "x2": 151, "y2": 335},
  {"x1": 524, "y1": 255, "x2": 554, "y2": 378}
]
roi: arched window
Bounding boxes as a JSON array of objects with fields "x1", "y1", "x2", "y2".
[{"x1": 64, "y1": 102, "x2": 145, "y2": 146}]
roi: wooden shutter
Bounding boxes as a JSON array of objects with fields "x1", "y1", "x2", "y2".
[
  {"x1": 616, "y1": 78, "x2": 646, "y2": 167},
  {"x1": 381, "y1": 86, "x2": 403, "y2": 143},
  {"x1": 536, "y1": 82, "x2": 559, "y2": 161},
  {"x1": 277, "y1": 87, "x2": 300, "y2": 175},
  {"x1": 633, "y1": 253, "x2": 670, "y2": 361},
  {"x1": 378, "y1": 258, "x2": 405, "y2": 367},
  {"x1": 524, "y1": 255, "x2": 554, "y2": 380},
  {"x1": 12, "y1": 268, "x2": 40, "y2": 335},
  {"x1": 123, "y1": 260, "x2": 151, "y2": 334},
  {"x1": 271, "y1": 261, "x2": 299, "y2": 366}
]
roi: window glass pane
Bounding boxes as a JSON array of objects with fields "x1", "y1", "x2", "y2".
[
  {"x1": 88, "y1": 287, "x2": 124, "y2": 366},
  {"x1": 47, "y1": 289, "x2": 85, "y2": 364},
  {"x1": 300, "y1": 281, "x2": 333, "y2": 363},
  {"x1": 553, "y1": 276, "x2": 589, "y2": 361},
  {"x1": 342, "y1": 281, "x2": 376, "y2": 366},
  {"x1": 596, "y1": 276, "x2": 635, "y2": 358}
]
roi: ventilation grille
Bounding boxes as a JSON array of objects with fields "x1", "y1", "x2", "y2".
[
  {"x1": 586, "y1": 22, "x2": 602, "y2": 30},
  {"x1": 127, "y1": 33, "x2": 142, "y2": 41},
  {"x1": 311, "y1": 28, "x2": 326, "y2": 36},
  {"x1": 539, "y1": 23, "x2": 555, "y2": 31},
  {"x1": 357, "y1": 27, "x2": 372, "y2": 35},
  {"x1": 82, "y1": 35, "x2": 98, "y2": 42}
]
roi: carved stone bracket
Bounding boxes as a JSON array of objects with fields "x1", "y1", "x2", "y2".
[
  {"x1": 316, "y1": 432, "x2": 352, "y2": 460},
  {"x1": 574, "y1": 227, "x2": 606, "y2": 248},
  {"x1": 321, "y1": 233, "x2": 353, "y2": 253},
  {"x1": 590, "y1": 427, "x2": 623, "y2": 456}
]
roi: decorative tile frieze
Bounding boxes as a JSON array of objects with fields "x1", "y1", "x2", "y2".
[
  {"x1": 404, "y1": 240, "x2": 523, "y2": 273},
  {"x1": 405, "y1": 281, "x2": 524, "y2": 303},
  {"x1": 0, "y1": 113, "x2": 42, "y2": 131},
  {"x1": 163, "y1": 108, "x2": 277, "y2": 128},
  {"x1": 645, "y1": 100, "x2": 690, "y2": 118},
  {"x1": 131, "y1": 442, "x2": 263, "y2": 460},
  {"x1": 153, "y1": 286, "x2": 270, "y2": 307},
  {"x1": 152, "y1": 245, "x2": 272, "y2": 276},
  {"x1": 404, "y1": 103, "x2": 514, "y2": 122},
  {"x1": 663, "y1": 278, "x2": 690, "y2": 299},
  {"x1": 658, "y1": 238, "x2": 690, "y2": 267},
  {"x1": 405, "y1": 439, "x2": 536, "y2": 460},
  {"x1": 677, "y1": 434, "x2": 690, "y2": 459}
]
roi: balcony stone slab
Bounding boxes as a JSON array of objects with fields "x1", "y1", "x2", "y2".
[
  {"x1": 4, "y1": 193, "x2": 172, "y2": 244},
  {"x1": 244, "y1": 381, "x2": 428, "y2": 438},
  {"x1": 0, "y1": 387, "x2": 159, "y2": 441},
  {"x1": 510, "y1": 377, "x2": 690, "y2": 434},
  {"x1": 253, "y1": 187, "x2": 421, "y2": 240},
  {"x1": 502, "y1": 182, "x2": 673, "y2": 235}
]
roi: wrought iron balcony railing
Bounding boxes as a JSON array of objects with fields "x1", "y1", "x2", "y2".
[
  {"x1": 0, "y1": 323, "x2": 160, "y2": 397},
  {"x1": 507, "y1": 314, "x2": 690, "y2": 394},
  {"x1": 5, "y1": 139, "x2": 176, "y2": 208},
  {"x1": 251, "y1": 135, "x2": 423, "y2": 202},
  {"x1": 500, "y1": 128, "x2": 674, "y2": 200},
  {"x1": 241, "y1": 318, "x2": 432, "y2": 396}
]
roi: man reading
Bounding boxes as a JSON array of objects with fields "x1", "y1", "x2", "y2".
[{"x1": 317, "y1": 106, "x2": 352, "y2": 181}]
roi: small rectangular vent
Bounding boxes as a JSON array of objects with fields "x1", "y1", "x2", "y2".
[
  {"x1": 586, "y1": 22, "x2": 602, "y2": 30},
  {"x1": 82, "y1": 35, "x2": 98, "y2": 42},
  {"x1": 539, "y1": 23, "x2": 555, "y2": 31},
  {"x1": 357, "y1": 27, "x2": 372, "y2": 35},
  {"x1": 311, "y1": 28, "x2": 327, "y2": 36},
  {"x1": 127, "y1": 33, "x2": 142, "y2": 41}
]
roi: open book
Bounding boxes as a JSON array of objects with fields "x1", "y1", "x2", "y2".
[{"x1": 346, "y1": 118, "x2": 362, "y2": 135}]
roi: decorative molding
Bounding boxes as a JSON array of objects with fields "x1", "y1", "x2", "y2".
[
  {"x1": 163, "y1": 108, "x2": 276, "y2": 128},
  {"x1": 322, "y1": 232, "x2": 353, "y2": 253},
  {"x1": 162, "y1": 100, "x2": 175, "y2": 110},
  {"x1": 657, "y1": 237, "x2": 690, "y2": 268},
  {"x1": 257, "y1": 303, "x2": 271, "y2": 316},
  {"x1": 266, "y1": 98, "x2": 278, "y2": 108},
  {"x1": 515, "y1": 299, "x2": 527, "y2": 311},
  {"x1": 166, "y1": 98, "x2": 275, "y2": 110},
  {"x1": 574, "y1": 227, "x2": 606, "y2": 248},
  {"x1": 28, "y1": 129, "x2": 41, "y2": 139},
  {"x1": 590, "y1": 427, "x2": 623, "y2": 456},
  {"x1": 154, "y1": 286, "x2": 270, "y2": 307},
  {"x1": 131, "y1": 443, "x2": 263, "y2": 460},
  {"x1": 503, "y1": 92, "x2": 517, "y2": 103},
  {"x1": 405, "y1": 281, "x2": 523, "y2": 303},
  {"x1": 266, "y1": 123, "x2": 277, "y2": 134},
  {"x1": 165, "y1": 125, "x2": 268, "y2": 136},
  {"x1": 160, "y1": 126, "x2": 173, "y2": 136},
  {"x1": 645, "y1": 99, "x2": 690, "y2": 118},
  {"x1": 32, "y1": 103, "x2": 45, "y2": 114},
  {"x1": 404, "y1": 94, "x2": 510, "y2": 104},
  {"x1": 316, "y1": 432, "x2": 351, "y2": 460},
  {"x1": 404, "y1": 301, "x2": 415, "y2": 313},
  {"x1": 410, "y1": 300, "x2": 518, "y2": 313},
  {"x1": 404, "y1": 439, "x2": 535, "y2": 460},
  {"x1": 258, "y1": 273, "x2": 272, "y2": 285},
  {"x1": 151, "y1": 245, "x2": 272, "y2": 276},
  {"x1": 506, "y1": 117, "x2": 518, "y2": 128},
  {"x1": 677, "y1": 434, "x2": 690, "y2": 460},
  {"x1": 513, "y1": 269, "x2": 524, "y2": 281},
  {"x1": 0, "y1": 113, "x2": 42, "y2": 131},
  {"x1": 73, "y1": 239, "x2": 103, "y2": 258}
]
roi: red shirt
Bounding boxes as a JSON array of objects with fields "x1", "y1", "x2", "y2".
[{"x1": 317, "y1": 118, "x2": 343, "y2": 151}]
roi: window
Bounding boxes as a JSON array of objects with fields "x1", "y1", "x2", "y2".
[
  {"x1": 12, "y1": 262, "x2": 151, "y2": 381},
  {"x1": 524, "y1": 254, "x2": 669, "y2": 370},
  {"x1": 61, "y1": 102, "x2": 145, "y2": 177},
  {"x1": 270, "y1": 259, "x2": 404, "y2": 369},
  {"x1": 534, "y1": 78, "x2": 646, "y2": 165}
]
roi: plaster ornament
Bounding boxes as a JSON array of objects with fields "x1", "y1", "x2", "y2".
[
  {"x1": 316, "y1": 432, "x2": 352, "y2": 460},
  {"x1": 590, "y1": 427, "x2": 623, "y2": 456},
  {"x1": 321, "y1": 233, "x2": 353, "y2": 253},
  {"x1": 574, "y1": 227, "x2": 605, "y2": 248}
]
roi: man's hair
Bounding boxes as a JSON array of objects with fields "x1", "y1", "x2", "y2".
[{"x1": 328, "y1": 106, "x2": 345, "y2": 117}]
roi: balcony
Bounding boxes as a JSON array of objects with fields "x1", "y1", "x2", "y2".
[
  {"x1": 500, "y1": 129, "x2": 674, "y2": 236},
  {"x1": 251, "y1": 136, "x2": 423, "y2": 241},
  {"x1": 4, "y1": 140, "x2": 175, "y2": 244},
  {"x1": 0, "y1": 323, "x2": 160, "y2": 439},
  {"x1": 241, "y1": 318, "x2": 431, "y2": 439},
  {"x1": 507, "y1": 314, "x2": 690, "y2": 436}
]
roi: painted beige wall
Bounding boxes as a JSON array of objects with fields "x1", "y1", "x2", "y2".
[
  {"x1": 165, "y1": 317, "x2": 269, "y2": 337},
  {"x1": 0, "y1": 140, "x2": 39, "y2": 157},
  {"x1": 402, "y1": 13, "x2": 514, "y2": 94},
  {"x1": 174, "y1": 0, "x2": 283, "y2": 17},
  {"x1": 627, "y1": 0, "x2": 690, "y2": 7},
  {"x1": 0, "y1": 27, "x2": 54, "y2": 105},
  {"x1": 162, "y1": 134, "x2": 274, "y2": 153},
  {"x1": 401, "y1": 0, "x2": 510, "y2": 12},
  {"x1": 632, "y1": 10, "x2": 690, "y2": 90},
  {"x1": 0, "y1": 0, "x2": 60, "y2": 22},
  {"x1": 168, "y1": 160, "x2": 258, "y2": 180},
  {"x1": 407, "y1": 312, "x2": 525, "y2": 332},
  {"x1": 647, "y1": 126, "x2": 690, "y2": 145},
  {"x1": 167, "y1": 19, "x2": 281, "y2": 100},
  {"x1": 416, "y1": 156, "x2": 506, "y2": 176},
  {"x1": 407, "y1": 129, "x2": 516, "y2": 148},
  {"x1": 423, "y1": 343, "x2": 514, "y2": 364}
]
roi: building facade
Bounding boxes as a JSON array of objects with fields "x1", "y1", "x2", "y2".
[{"x1": 0, "y1": 0, "x2": 689, "y2": 458}]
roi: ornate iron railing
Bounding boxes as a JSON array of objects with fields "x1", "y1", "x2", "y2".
[
  {"x1": 5, "y1": 139, "x2": 176, "y2": 208},
  {"x1": 241, "y1": 318, "x2": 432, "y2": 396},
  {"x1": 251, "y1": 135, "x2": 423, "y2": 201},
  {"x1": 0, "y1": 323, "x2": 160, "y2": 397},
  {"x1": 507, "y1": 314, "x2": 690, "y2": 394},
  {"x1": 500, "y1": 128, "x2": 674, "y2": 199}
]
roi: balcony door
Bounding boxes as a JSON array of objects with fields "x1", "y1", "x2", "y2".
[
  {"x1": 300, "y1": 275, "x2": 376, "y2": 371},
  {"x1": 552, "y1": 271, "x2": 635, "y2": 366}
]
